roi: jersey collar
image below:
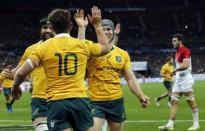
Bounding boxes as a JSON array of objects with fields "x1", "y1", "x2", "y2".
[{"x1": 55, "y1": 33, "x2": 71, "y2": 38}]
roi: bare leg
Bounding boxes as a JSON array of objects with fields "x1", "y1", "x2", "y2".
[
  {"x1": 107, "y1": 120, "x2": 123, "y2": 131},
  {"x1": 87, "y1": 117, "x2": 105, "y2": 131},
  {"x1": 184, "y1": 92, "x2": 199, "y2": 129}
]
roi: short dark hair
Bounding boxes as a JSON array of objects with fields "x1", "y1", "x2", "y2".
[
  {"x1": 48, "y1": 9, "x2": 71, "y2": 33},
  {"x1": 166, "y1": 56, "x2": 173, "y2": 62},
  {"x1": 172, "y1": 34, "x2": 184, "y2": 42}
]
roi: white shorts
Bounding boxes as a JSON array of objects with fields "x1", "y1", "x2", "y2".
[{"x1": 172, "y1": 77, "x2": 194, "y2": 93}]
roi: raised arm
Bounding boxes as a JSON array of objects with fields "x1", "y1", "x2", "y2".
[
  {"x1": 110, "y1": 23, "x2": 120, "y2": 45},
  {"x1": 74, "y1": 9, "x2": 88, "y2": 40},
  {"x1": 88, "y1": 6, "x2": 112, "y2": 55}
]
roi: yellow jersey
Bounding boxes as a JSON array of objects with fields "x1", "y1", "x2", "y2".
[
  {"x1": 19, "y1": 41, "x2": 47, "y2": 99},
  {"x1": 87, "y1": 46, "x2": 131, "y2": 101},
  {"x1": 0, "y1": 73, "x2": 13, "y2": 88},
  {"x1": 160, "y1": 63, "x2": 174, "y2": 81},
  {"x1": 29, "y1": 33, "x2": 102, "y2": 101}
]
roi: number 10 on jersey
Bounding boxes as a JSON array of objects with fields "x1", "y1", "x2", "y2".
[{"x1": 55, "y1": 53, "x2": 77, "y2": 76}]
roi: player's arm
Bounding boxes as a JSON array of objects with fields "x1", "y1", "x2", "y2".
[
  {"x1": 110, "y1": 23, "x2": 120, "y2": 45},
  {"x1": 12, "y1": 58, "x2": 38, "y2": 99},
  {"x1": 74, "y1": 9, "x2": 88, "y2": 40},
  {"x1": 1, "y1": 65, "x2": 20, "y2": 79},
  {"x1": 175, "y1": 58, "x2": 190, "y2": 72},
  {"x1": 124, "y1": 69, "x2": 150, "y2": 108},
  {"x1": 88, "y1": 6, "x2": 112, "y2": 55}
]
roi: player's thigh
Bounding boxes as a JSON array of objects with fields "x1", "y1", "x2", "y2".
[
  {"x1": 105, "y1": 98, "x2": 126, "y2": 123},
  {"x1": 47, "y1": 100, "x2": 71, "y2": 131},
  {"x1": 3, "y1": 88, "x2": 11, "y2": 96},
  {"x1": 90, "y1": 117, "x2": 105, "y2": 131},
  {"x1": 181, "y1": 79, "x2": 194, "y2": 93},
  {"x1": 163, "y1": 81, "x2": 173, "y2": 91},
  {"x1": 69, "y1": 98, "x2": 93, "y2": 131},
  {"x1": 107, "y1": 120, "x2": 123, "y2": 131},
  {"x1": 90, "y1": 100, "x2": 106, "y2": 119},
  {"x1": 31, "y1": 98, "x2": 48, "y2": 125}
]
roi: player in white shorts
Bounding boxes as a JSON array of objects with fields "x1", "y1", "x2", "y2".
[{"x1": 159, "y1": 34, "x2": 199, "y2": 131}]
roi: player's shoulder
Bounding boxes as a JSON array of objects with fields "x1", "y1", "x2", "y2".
[
  {"x1": 180, "y1": 46, "x2": 190, "y2": 52},
  {"x1": 114, "y1": 46, "x2": 128, "y2": 54},
  {"x1": 162, "y1": 63, "x2": 168, "y2": 68},
  {"x1": 28, "y1": 42, "x2": 41, "y2": 49}
]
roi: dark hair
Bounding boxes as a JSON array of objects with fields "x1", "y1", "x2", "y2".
[
  {"x1": 166, "y1": 56, "x2": 173, "y2": 62},
  {"x1": 172, "y1": 34, "x2": 184, "y2": 42},
  {"x1": 48, "y1": 9, "x2": 71, "y2": 33}
]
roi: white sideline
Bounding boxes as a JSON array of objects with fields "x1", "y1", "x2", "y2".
[
  {"x1": 0, "y1": 119, "x2": 205, "y2": 123},
  {"x1": 126, "y1": 120, "x2": 205, "y2": 123},
  {"x1": 0, "y1": 108, "x2": 30, "y2": 111}
]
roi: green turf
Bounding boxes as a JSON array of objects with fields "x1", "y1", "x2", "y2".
[{"x1": 0, "y1": 81, "x2": 204, "y2": 131}]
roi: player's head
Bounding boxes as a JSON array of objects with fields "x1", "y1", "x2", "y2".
[
  {"x1": 172, "y1": 34, "x2": 184, "y2": 49},
  {"x1": 39, "y1": 17, "x2": 54, "y2": 41},
  {"x1": 101, "y1": 19, "x2": 114, "y2": 42},
  {"x1": 166, "y1": 56, "x2": 174, "y2": 65},
  {"x1": 48, "y1": 9, "x2": 71, "y2": 34}
]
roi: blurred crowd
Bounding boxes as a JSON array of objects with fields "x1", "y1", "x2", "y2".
[{"x1": 0, "y1": 1, "x2": 205, "y2": 76}]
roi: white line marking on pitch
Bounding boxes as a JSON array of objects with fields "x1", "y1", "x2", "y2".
[
  {"x1": 0, "y1": 108, "x2": 30, "y2": 111},
  {"x1": 0, "y1": 120, "x2": 31, "y2": 123},
  {"x1": 126, "y1": 120, "x2": 205, "y2": 123},
  {"x1": 0, "y1": 120, "x2": 205, "y2": 123}
]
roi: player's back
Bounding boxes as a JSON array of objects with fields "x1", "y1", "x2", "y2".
[{"x1": 30, "y1": 33, "x2": 101, "y2": 101}]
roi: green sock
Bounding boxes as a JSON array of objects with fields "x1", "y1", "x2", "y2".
[{"x1": 6, "y1": 103, "x2": 10, "y2": 110}]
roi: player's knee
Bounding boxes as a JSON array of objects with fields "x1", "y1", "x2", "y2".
[
  {"x1": 171, "y1": 94, "x2": 180, "y2": 102},
  {"x1": 186, "y1": 95, "x2": 195, "y2": 102},
  {"x1": 35, "y1": 122, "x2": 48, "y2": 131}
]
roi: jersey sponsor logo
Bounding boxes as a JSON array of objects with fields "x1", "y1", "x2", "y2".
[
  {"x1": 96, "y1": 66, "x2": 121, "y2": 73},
  {"x1": 115, "y1": 56, "x2": 122, "y2": 62}
]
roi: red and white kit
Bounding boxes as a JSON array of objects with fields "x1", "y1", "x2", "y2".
[{"x1": 172, "y1": 46, "x2": 194, "y2": 93}]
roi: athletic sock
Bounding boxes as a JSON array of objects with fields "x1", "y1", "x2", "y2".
[
  {"x1": 192, "y1": 107, "x2": 199, "y2": 127},
  {"x1": 167, "y1": 119, "x2": 174, "y2": 127}
]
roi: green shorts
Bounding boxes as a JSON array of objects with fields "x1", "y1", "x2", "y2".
[
  {"x1": 3, "y1": 88, "x2": 11, "y2": 95},
  {"x1": 31, "y1": 98, "x2": 48, "y2": 121},
  {"x1": 47, "y1": 98, "x2": 93, "y2": 131},
  {"x1": 163, "y1": 81, "x2": 173, "y2": 90},
  {"x1": 90, "y1": 98, "x2": 126, "y2": 123}
]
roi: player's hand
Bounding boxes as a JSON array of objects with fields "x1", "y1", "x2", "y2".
[
  {"x1": 114, "y1": 23, "x2": 121, "y2": 36},
  {"x1": 1, "y1": 65, "x2": 13, "y2": 79},
  {"x1": 171, "y1": 69, "x2": 176, "y2": 76},
  {"x1": 74, "y1": 9, "x2": 88, "y2": 28},
  {"x1": 12, "y1": 87, "x2": 22, "y2": 100},
  {"x1": 140, "y1": 94, "x2": 150, "y2": 108},
  {"x1": 88, "y1": 6, "x2": 101, "y2": 27}
]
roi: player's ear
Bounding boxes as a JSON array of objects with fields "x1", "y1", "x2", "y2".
[{"x1": 69, "y1": 21, "x2": 73, "y2": 31}]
